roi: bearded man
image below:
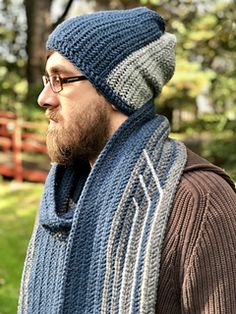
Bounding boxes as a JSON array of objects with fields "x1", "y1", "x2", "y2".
[{"x1": 18, "y1": 7, "x2": 236, "y2": 314}]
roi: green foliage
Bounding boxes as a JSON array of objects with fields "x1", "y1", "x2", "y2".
[
  {"x1": 0, "y1": 181, "x2": 42, "y2": 314},
  {"x1": 0, "y1": 0, "x2": 235, "y2": 127},
  {"x1": 172, "y1": 130, "x2": 236, "y2": 182},
  {"x1": 0, "y1": 0, "x2": 29, "y2": 113},
  {"x1": 0, "y1": 59, "x2": 27, "y2": 113},
  {"x1": 159, "y1": 57, "x2": 215, "y2": 102},
  {"x1": 0, "y1": 0, "x2": 26, "y2": 61},
  {"x1": 201, "y1": 136, "x2": 236, "y2": 182},
  {"x1": 21, "y1": 82, "x2": 46, "y2": 121}
]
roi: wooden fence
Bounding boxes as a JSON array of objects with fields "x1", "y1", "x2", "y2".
[{"x1": 0, "y1": 111, "x2": 50, "y2": 182}]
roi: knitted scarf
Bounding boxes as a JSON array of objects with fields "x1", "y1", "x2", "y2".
[{"x1": 18, "y1": 102, "x2": 187, "y2": 314}]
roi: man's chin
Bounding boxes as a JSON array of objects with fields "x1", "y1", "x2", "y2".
[
  {"x1": 47, "y1": 141, "x2": 79, "y2": 166},
  {"x1": 48, "y1": 153, "x2": 73, "y2": 166}
]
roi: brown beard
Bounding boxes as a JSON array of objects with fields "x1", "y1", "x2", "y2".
[{"x1": 46, "y1": 100, "x2": 111, "y2": 165}]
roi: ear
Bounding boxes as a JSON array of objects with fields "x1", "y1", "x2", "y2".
[{"x1": 111, "y1": 105, "x2": 118, "y2": 111}]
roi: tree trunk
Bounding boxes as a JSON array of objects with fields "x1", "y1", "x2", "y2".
[
  {"x1": 24, "y1": 0, "x2": 52, "y2": 84},
  {"x1": 24, "y1": 0, "x2": 75, "y2": 106}
]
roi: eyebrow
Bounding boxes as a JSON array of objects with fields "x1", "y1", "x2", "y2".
[{"x1": 45, "y1": 65, "x2": 76, "y2": 76}]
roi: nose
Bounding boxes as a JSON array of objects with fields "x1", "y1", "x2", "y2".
[{"x1": 37, "y1": 84, "x2": 59, "y2": 109}]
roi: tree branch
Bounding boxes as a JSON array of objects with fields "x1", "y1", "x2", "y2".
[{"x1": 53, "y1": 0, "x2": 74, "y2": 29}]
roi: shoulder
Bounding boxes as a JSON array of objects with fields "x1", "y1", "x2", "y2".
[
  {"x1": 179, "y1": 148, "x2": 235, "y2": 198},
  {"x1": 161, "y1": 148, "x2": 236, "y2": 282},
  {"x1": 172, "y1": 149, "x2": 236, "y2": 247},
  {"x1": 156, "y1": 149, "x2": 236, "y2": 312},
  {"x1": 174, "y1": 154, "x2": 236, "y2": 255}
]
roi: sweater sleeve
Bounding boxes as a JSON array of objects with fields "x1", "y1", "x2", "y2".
[{"x1": 156, "y1": 169, "x2": 236, "y2": 314}]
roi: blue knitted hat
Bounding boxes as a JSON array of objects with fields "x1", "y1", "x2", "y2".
[{"x1": 46, "y1": 7, "x2": 176, "y2": 115}]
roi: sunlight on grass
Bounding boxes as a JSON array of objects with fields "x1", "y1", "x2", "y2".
[{"x1": 0, "y1": 180, "x2": 43, "y2": 314}]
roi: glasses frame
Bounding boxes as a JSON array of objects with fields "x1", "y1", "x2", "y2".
[{"x1": 42, "y1": 74, "x2": 88, "y2": 93}]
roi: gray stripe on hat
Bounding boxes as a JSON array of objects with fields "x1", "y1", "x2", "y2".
[{"x1": 106, "y1": 33, "x2": 176, "y2": 110}]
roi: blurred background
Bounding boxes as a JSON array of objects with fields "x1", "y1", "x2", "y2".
[{"x1": 0, "y1": 0, "x2": 235, "y2": 313}]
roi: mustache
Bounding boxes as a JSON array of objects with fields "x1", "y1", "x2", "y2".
[{"x1": 45, "y1": 110, "x2": 61, "y2": 122}]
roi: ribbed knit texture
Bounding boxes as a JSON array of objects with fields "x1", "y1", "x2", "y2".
[
  {"x1": 18, "y1": 103, "x2": 187, "y2": 314},
  {"x1": 46, "y1": 8, "x2": 176, "y2": 115},
  {"x1": 156, "y1": 150, "x2": 236, "y2": 313}
]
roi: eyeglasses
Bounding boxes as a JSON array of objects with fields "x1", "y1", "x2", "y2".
[{"x1": 42, "y1": 74, "x2": 88, "y2": 93}]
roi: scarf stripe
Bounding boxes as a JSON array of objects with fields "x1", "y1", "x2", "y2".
[
  {"x1": 18, "y1": 214, "x2": 39, "y2": 314},
  {"x1": 18, "y1": 102, "x2": 187, "y2": 313}
]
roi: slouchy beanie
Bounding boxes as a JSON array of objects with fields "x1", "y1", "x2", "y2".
[{"x1": 46, "y1": 7, "x2": 176, "y2": 115}]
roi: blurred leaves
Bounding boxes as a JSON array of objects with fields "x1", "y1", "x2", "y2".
[
  {"x1": 0, "y1": 59, "x2": 27, "y2": 113},
  {"x1": 0, "y1": 0, "x2": 235, "y2": 131},
  {"x1": 161, "y1": 58, "x2": 216, "y2": 101},
  {"x1": 157, "y1": 0, "x2": 236, "y2": 125}
]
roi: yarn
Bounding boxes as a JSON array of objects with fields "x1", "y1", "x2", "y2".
[
  {"x1": 18, "y1": 8, "x2": 185, "y2": 314},
  {"x1": 18, "y1": 103, "x2": 187, "y2": 313},
  {"x1": 47, "y1": 8, "x2": 176, "y2": 115}
]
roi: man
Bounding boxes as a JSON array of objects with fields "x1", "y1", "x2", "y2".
[{"x1": 18, "y1": 7, "x2": 236, "y2": 314}]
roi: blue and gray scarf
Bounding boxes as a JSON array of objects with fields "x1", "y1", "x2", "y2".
[{"x1": 18, "y1": 102, "x2": 187, "y2": 314}]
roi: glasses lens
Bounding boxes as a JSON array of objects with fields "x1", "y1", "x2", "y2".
[
  {"x1": 42, "y1": 75, "x2": 49, "y2": 87},
  {"x1": 51, "y1": 75, "x2": 62, "y2": 93}
]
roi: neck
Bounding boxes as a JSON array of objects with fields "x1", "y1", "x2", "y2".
[{"x1": 89, "y1": 109, "x2": 128, "y2": 167}]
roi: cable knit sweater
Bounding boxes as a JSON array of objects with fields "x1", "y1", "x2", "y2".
[{"x1": 156, "y1": 149, "x2": 236, "y2": 313}]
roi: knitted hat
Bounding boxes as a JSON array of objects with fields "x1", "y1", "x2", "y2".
[{"x1": 46, "y1": 7, "x2": 176, "y2": 115}]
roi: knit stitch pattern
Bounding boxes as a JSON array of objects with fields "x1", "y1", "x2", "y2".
[
  {"x1": 18, "y1": 103, "x2": 187, "y2": 313},
  {"x1": 46, "y1": 8, "x2": 176, "y2": 115}
]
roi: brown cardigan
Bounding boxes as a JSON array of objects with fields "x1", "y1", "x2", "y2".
[{"x1": 156, "y1": 149, "x2": 236, "y2": 313}]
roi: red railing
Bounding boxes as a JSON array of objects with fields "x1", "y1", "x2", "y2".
[{"x1": 0, "y1": 111, "x2": 50, "y2": 182}]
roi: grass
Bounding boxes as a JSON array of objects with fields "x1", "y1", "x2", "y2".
[{"x1": 0, "y1": 180, "x2": 43, "y2": 314}]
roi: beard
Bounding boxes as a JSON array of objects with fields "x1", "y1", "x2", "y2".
[{"x1": 46, "y1": 99, "x2": 111, "y2": 165}]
